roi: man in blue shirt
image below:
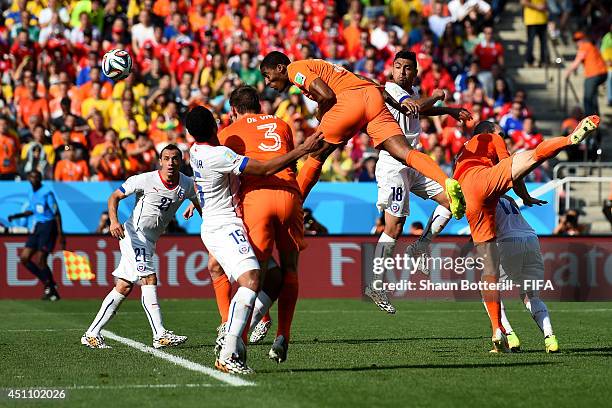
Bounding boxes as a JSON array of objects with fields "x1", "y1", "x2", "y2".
[{"x1": 8, "y1": 170, "x2": 65, "y2": 301}]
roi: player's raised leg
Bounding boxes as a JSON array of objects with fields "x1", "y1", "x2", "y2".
[{"x1": 510, "y1": 115, "x2": 600, "y2": 181}]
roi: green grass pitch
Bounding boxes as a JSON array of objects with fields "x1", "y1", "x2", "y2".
[{"x1": 1, "y1": 299, "x2": 611, "y2": 407}]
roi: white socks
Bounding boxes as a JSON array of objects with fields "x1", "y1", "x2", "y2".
[
  {"x1": 420, "y1": 205, "x2": 452, "y2": 242},
  {"x1": 223, "y1": 286, "x2": 257, "y2": 360},
  {"x1": 86, "y1": 289, "x2": 125, "y2": 336},
  {"x1": 372, "y1": 232, "x2": 397, "y2": 288},
  {"x1": 249, "y1": 291, "x2": 272, "y2": 331},
  {"x1": 525, "y1": 297, "x2": 554, "y2": 337},
  {"x1": 141, "y1": 285, "x2": 166, "y2": 338},
  {"x1": 500, "y1": 300, "x2": 514, "y2": 334}
]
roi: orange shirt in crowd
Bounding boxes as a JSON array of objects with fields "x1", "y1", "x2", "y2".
[
  {"x1": 52, "y1": 130, "x2": 89, "y2": 149},
  {"x1": 97, "y1": 156, "x2": 124, "y2": 181},
  {"x1": 54, "y1": 159, "x2": 90, "y2": 181},
  {"x1": 578, "y1": 41, "x2": 607, "y2": 78},
  {"x1": 18, "y1": 97, "x2": 49, "y2": 125},
  {"x1": 78, "y1": 81, "x2": 113, "y2": 101},
  {"x1": 0, "y1": 133, "x2": 20, "y2": 174}
]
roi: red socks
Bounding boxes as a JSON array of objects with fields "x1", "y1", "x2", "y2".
[
  {"x1": 297, "y1": 156, "x2": 323, "y2": 200},
  {"x1": 405, "y1": 150, "x2": 448, "y2": 187},
  {"x1": 212, "y1": 274, "x2": 231, "y2": 324},
  {"x1": 277, "y1": 272, "x2": 299, "y2": 341}
]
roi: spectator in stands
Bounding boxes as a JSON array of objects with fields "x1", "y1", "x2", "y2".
[
  {"x1": 21, "y1": 124, "x2": 53, "y2": 179},
  {"x1": 409, "y1": 222, "x2": 425, "y2": 235},
  {"x1": 321, "y1": 147, "x2": 355, "y2": 182},
  {"x1": 553, "y1": 209, "x2": 587, "y2": 236},
  {"x1": 510, "y1": 116, "x2": 543, "y2": 152},
  {"x1": 602, "y1": 25, "x2": 612, "y2": 107},
  {"x1": 96, "y1": 211, "x2": 111, "y2": 234},
  {"x1": 304, "y1": 208, "x2": 328, "y2": 236},
  {"x1": 448, "y1": 0, "x2": 492, "y2": 25},
  {"x1": 499, "y1": 101, "x2": 525, "y2": 137},
  {"x1": 0, "y1": 117, "x2": 20, "y2": 180},
  {"x1": 565, "y1": 32, "x2": 608, "y2": 116},
  {"x1": 54, "y1": 144, "x2": 90, "y2": 181},
  {"x1": 428, "y1": 1, "x2": 453, "y2": 40},
  {"x1": 521, "y1": 0, "x2": 549, "y2": 67},
  {"x1": 431, "y1": 144, "x2": 453, "y2": 176},
  {"x1": 473, "y1": 24, "x2": 504, "y2": 95},
  {"x1": 357, "y1": 156, "x2": 377, "y2": 182},
  {"x1": 95, "y1": 145, "x2": 125, "y2": 181}
]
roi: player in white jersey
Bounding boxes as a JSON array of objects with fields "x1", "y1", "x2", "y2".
[
  {"x1": 492, "y1": 196, "x2": 558, "y2": 353},
  {"x1": 184, "y1": 106, "x2": 321, "y2": 374},
  {"x1": 81, "y1": 145, "x2": 201, "y2": 349},
  {"x1": 366, "y1": 50, "x2": 472, "y2": 313}
]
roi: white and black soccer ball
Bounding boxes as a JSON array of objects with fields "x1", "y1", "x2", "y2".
[{"x1": 101, "y1": 49, "x2": 132, "y2": 80}]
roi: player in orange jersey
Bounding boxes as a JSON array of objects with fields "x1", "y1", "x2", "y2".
[
  {"x1": 184, "y1": 86, "x2": 307, "y2": 363},
  {"x1": 454, "y1": 115, "x2": 599, "y2": 352},
  {"x1": 219, "y1": 86, "x2": 303, "y2": 362},
  {"x1": 259, "y1": 52, "x2": 466, "y2": 219}
]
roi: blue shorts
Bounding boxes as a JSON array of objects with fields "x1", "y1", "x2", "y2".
[{"x1": 25, "y1": 221, "x2": 58, "y2": 253}]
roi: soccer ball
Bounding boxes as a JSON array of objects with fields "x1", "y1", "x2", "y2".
[{"x1": 101, "y1": 49, "x2": 132, "y2": 80}]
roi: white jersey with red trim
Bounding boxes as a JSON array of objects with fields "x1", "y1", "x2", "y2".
[
  {"x1": 189, "y1": 143, "x2": 249, "y2": 228},
  {"x1": 119, "y1": 170, "x2": 196, "y2": 242}
]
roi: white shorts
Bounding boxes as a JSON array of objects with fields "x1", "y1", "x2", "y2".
[
  {"x1": 498, "y1": 237, "x2": 544, "y2": 292},
  {"x1": 201, "y1": 218, "x2": 260, "y2": 282},
  {"x1": 112, "y1": 227, "x2": 156, "y2": 283},
  {"x1": 375, "y1": 161, "x2": 443, "y2": 217}
]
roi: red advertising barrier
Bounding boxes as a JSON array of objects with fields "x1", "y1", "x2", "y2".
[{"x1": 2, "y1": 235, "x2": 612, "y2": 300}]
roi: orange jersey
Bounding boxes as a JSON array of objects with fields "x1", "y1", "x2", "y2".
[
  {"x1": 287, "y1": 59, "x2": 373, "y2": 97},
  {"x1": 218, "y1": 113, "x2": 299, "y2": 195},
  {"x1": 54, "y1": 159, "x2": 90, "y2": 181},
  {"x1": 454, "y1": 133, "x2": 510, "y2": 181}
]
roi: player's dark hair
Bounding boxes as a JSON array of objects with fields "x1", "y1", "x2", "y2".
[
  {"x1": 185, "y1": 106, "x2": 217, "y2": 142},
  {"x1": 260, "y1": 51, "x2": 291, "y2": 71},
  {"x1": 473, "y1": 120, "x2": 497, "y2": 135},
  {"x1": 230, "y1": 86, "x2": 261, "y2": 114},
  {"x1": 394, "y1": 50, "x2": 417, "y2": 65},
  {"x1": 160, "y1": 143, "x2": 181, "y2": 158}
]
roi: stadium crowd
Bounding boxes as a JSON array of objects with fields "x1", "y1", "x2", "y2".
[{"x1": 0, "y1": 0, "x2": 607, "y2": 184}]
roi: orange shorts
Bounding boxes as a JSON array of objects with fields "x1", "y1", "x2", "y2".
[
  {"x1": 241, "y1": 188, "x2": 305, "y2": 260},
  {"x1": 318, "y1": 86, "x2": 402, "y2": 147},
  {"x1": 458, "y1": 156, "x2": 514, "y2": 243}
]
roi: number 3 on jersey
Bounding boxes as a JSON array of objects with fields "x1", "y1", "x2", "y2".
[{"x1": 257, "y1": 123, "x2": 281, "y2": 152}]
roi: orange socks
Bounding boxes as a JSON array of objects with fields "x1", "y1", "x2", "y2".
[
  {"x1": 277, "y1": 272, "x2": 299, "y2": 341},
  {"x1": 212, "y1": 274, "x2": 231, "y2": 324},
  {"x1": 482, "y1": 276, "x2": 504, "y2": 336},
  {"x1": 297, "y1": 156, "x2": 323, "y2": 200},
  {"x1": 405, "y1": 150, "x2": 448, "y2": 187},
  {"x1": 533, "y1": 136, "x2": 571, "y2": 161}
]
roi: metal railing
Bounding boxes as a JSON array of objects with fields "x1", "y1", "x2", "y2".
[{"x1": 553, "y1": 162, "x2": 612, "y2": 203}]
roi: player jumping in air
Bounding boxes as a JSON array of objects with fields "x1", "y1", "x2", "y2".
[
  {"x1": 259, "y1": 52, "x2": 466, "y2": 220},
  {"x1": 81, "y1": 145, "x2": 201, "y2": 349},
  {"x1": 184, "y1": 106, "x2": 322, "y2": 373},
  {"x1": 455, "y1": 116, "x2": 599, "y2": 352},
  {"x1": 365, "y1": 50, "x2": 472, "y2": 313},
  {"x1": 8, "y1": 170, "x2": 65, "y2": 301}
]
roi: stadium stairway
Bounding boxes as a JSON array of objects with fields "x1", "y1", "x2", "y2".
[{"x1": 498, "y1": 2, "x2": 612, "y2": 233}]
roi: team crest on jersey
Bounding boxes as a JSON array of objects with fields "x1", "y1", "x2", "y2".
[
  {"x1": 224, "y1": 150, "x2": 238, "y2": 163},
  {"x1": 137, "y1": 263, "x2": 146, "y2": 272},
  {"x1": 294, "y1": 72, "x2": 306, "y2": 86},
  {"x1": 178, "y1": 189, "x2": 185, "y2": 200},
  {"x1": 391, "y1": 203, "x2": 401, "y2": 213},
  {"x1": 238, "y1": 245, "x2": 250, "y2": 254}
]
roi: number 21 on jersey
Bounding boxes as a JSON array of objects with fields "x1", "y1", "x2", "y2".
[{"x1": 257, "y1": 123, "x2": 281, "y2": 152}]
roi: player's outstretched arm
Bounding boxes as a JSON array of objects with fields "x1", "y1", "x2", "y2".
[
  {"x1": 512, "y1": 179, "x2": 547, "y2": 207},
  {"x1": 108, "y1": 189, "x2": 127, "y2": 239},
  {"x1": 183, "y1": 197, "x2": 203, "y2": 219},
  {"x1": 243, "y1": 132, "x2": 324, "y2": 177}
]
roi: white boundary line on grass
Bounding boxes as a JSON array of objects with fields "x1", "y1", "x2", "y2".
[
  {"x1": 21, "y1": 383, "x2": 224, "y2": 390},
  {"x1": 101, "y1": 330, "x2": 255, "y2": 387}
]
